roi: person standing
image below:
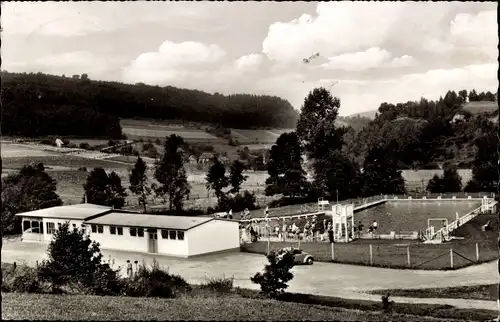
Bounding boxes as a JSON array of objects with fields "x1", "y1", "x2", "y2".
[
  {"x1": 357, "y1": 221, "x2": 364, "y2": 239},
  {"x1": 372, "y1": 220, "x2": 378, "y2": 237},
  {"x1": 126, "y1": 260, "x2": 133, "y2": 278}
]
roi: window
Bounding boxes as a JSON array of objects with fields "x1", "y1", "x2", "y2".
[
  {"x1": 46, "y1": 222, "x2": 56, "y2": 234},
  {"x1": 130, "y1": 228, "x2": 137, "y2": 237},
  {"x1": 177, "y1": 231, "x2": 184, "y2": 241},
  {"x1": 97, "y1": 225, "x2": 103, "y2": 234},
  {"x1": 161, "y1": 230, "x2": 168, "y2": 239},
  {"x1": 137, "y1": 228, "x2": 144, "y2": 237},
  {"x1": 117, "y1": 227, "x2": 123, "y2": 235},
  {"x1": 23, "y1": 221, "x2": 31, "y2": 232},
  {"x1": 110, "y1": 226, "x2": 116, "y2": 235},
  {"x1": 31, "y1": 221, "x2": 40, "y2": 233},
  {"x1": 91, "y1": 225, "x2": 97, "y2": 233},
  {"x1": 169, "y1": 230, "x2": 177, "y2": 240}
]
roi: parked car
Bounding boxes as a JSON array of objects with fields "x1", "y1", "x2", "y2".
[{"x1": 278, "y1": 247, "x2": 314, "y2": 265}]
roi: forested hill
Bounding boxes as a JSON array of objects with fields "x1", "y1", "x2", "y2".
[
  {"x1": 1, "y1": 71, "x2": 299, "y2": 137},
  {"x1": 346, "y1": 89, "x2": 498, "y2": 169}
]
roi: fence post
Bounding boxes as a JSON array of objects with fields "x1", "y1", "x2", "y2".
[
  {"x1": 331, "y1": 242, "x2": 335, "y2": 261},
  {"x1": 475, "y1": 243, "x2": 479, "y2": 262},
  {"x1": 450, "y1": 249, "x2": 454, "y2": 269},
  {"x1": 369, "y1": 244, "x2": 373, "y2": 265},
  {"x1": 267, "y1": 238, "x2": 270, "y2": 255},
  {"x1": 407, "y1": 245, "x2": 411, "y2": 267}
]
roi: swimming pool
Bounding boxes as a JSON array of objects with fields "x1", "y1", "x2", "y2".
[{"x1": 354, "y1": 200, "x2": 481, "y2": 234}]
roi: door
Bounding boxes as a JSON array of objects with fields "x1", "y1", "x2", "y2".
[{"x1": 148, "y1": 232, "x2": 158, "y2": 254}]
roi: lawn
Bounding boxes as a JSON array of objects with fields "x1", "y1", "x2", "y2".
[
  {"x1": 241, "y1": 214, "x2": 498, "y2": 270},
  {"x1": 1, "y1": 290, "x2": 495, "y2": 321},
  {"x1": 230, "y1": 129, "x2": 281, "y2": 143},
  {"x1": 122, "y1": 126, "x2": 218, "y2": 140},
  {"x1": 1, "y1": 143, "x2": 59, "y2": 158},
  {"x1": 370, "y1": 284, "x2": 498, "y2": 301}
]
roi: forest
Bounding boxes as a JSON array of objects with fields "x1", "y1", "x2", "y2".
[{"x1": 1, "y1": 71, "x2": 299, "y2": 138}]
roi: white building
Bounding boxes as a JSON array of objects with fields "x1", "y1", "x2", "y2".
[
  {"x1": 16, "y1": 204, "x2": 241, "y2": 258},
  {"x1": 17, "y1": 204, "x2": 114, "y2": 243}
]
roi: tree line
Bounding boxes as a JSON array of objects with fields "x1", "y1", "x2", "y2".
[
  {"x1": 264, "y1": 87, "x2": 498, "y2": 204},
  {"x1": 347, "y1": 89, "x2": 498, "y2": 169},
  {"x1": 1, "y1": 71, "x2": 299, "y2": 138}
]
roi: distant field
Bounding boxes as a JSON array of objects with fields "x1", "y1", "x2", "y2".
[
  {"x1": 244, "y1": 144, "x2": 274, "y2": 150},
  {"x1": 230, "y1": 129, "x2": 280, "y2": 143},
  {"x1": 122, "y1": 127, "x2": 218, "y2": 140},
  {"x1": 1, "y1": 143, "x2": 58, "y2": 158},
  {"x1": 462, "y1": 101, "x2": 498, "y2": 115},
  {"x1": 1, "y1": 156, "x2": 130, "y2": 171},
  {"x1": 402, "y1": 169, "x2": 473, "y2": 188}
]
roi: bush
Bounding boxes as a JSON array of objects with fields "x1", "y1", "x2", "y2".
[
  {"x1": 251, "y1": 251, "x2": 295, "y2": 299},
  {"x1": 201, "y1": 276, "x2": 234, "y2": 294},
  {"x1": 123, "y1": 260, "x2": 191, "y2": 298},
  {"x1": 421, "y1": 162, "x2": 440, "y2": 170},
  {"x1": 40, "y1": 139, "x2": 54, "y2": 145},
  {"x1": 67, "y1": 143, "x2": 77, "y2": 148},
  {"x1": 228, "y1": 190, "x2": 257, "y2": 212},
  {"x1": 154, "y1": 138, "x2": 162, "y2": 145},
  {"x1": 79, "y1": 142, "x2": 90, "y2": 149},
  {"x1": 78, "y1": 167, "x2": 87, "y2": 172},
  {"x1": 62, "y1": 139, "x2": 71, "y2": 146},
  {"x1": 12, "y1": 266, "x2": 42, "y2": 294},
  {"x1": 84, "y1": 263, "x2": 123, "y2": 296}
]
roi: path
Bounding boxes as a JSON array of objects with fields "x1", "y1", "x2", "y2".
[{"x1": 2, "y1": 240, "x2": 497, "y2": 311}]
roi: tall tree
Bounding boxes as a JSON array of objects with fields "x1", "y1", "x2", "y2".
[
  {"x1": 361, "y1": 145, "x2": 406, "y2": 196},
  {"x1": 154, "y1": 135, "x2": 191, "y2": 212},
  {"x1": 265, "y1": 132, "x2": 309, "y2": 198},
  {"x1": 313, "y1": 151, "x2": 360, "y2": 199},
  {"x1": 296, "y1": 87, "x2": 347, "y2": 159},
  {"x1": 1, "y1": 163, "x2": 62, "y2": 234},
  {"x1": 83, "y1": 168, "x2": 127, "y2": 209},
  {"x1": 426, "y1": 164, "x2": 462, "y2": 193},
  {"x1": 206, "y1": 157, "x2": 229, "y2": 205},
  {"x1": 229, "y1": 160, "x2": 247, "y2": 194},
  {"x1": 465, "y1": 124, "x2": 499, "y2": 192},
  {"x1": 129, "y1": 156, "x2": 151, "y2": 212}
]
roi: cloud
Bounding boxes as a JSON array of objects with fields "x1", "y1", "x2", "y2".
[
  {"x1": 262, "y1": 2, "x2": 497, "y2": 66},
  {"x1": 322, "y1": 47, "x2": 392, "y2": 71},
  {"x1": 233, "y1": 54, "x2": 264, "y2": 72},
  {"x1": 5, "y1": 51, "x2": 113, "y2": 78},
  {"x1": 123, "y1": 40, "x2": 227, "y2": 84},
  {"x1": 389, "y1": 55, "x2": 415, "y2": 68}
]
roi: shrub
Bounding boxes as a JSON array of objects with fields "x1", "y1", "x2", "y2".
[
  {"x1": 40, "y1": 138, "x2": 54, "y2": 145},
  {"x1": 67, "y1": 143, "x2": 77, "y2": 148},
  {"x1": 154, "y1": 138, "x2": 162, "y2": 145},
  {"x1": 78, "y1": 167, "x2": 87, "y2": 172},
  {"x1": 421, "y1": 162, "x2": 440, "y2": 170},
  {"x1": 84, "y1": 263, "x2": 123, "y2": 296},
  {"x1": 62, "y1": 139, "x2": 71, "y2": 146},
  {"x1": 250, "y1": 250, "x2": 295, "y2": 299},
  {"x1": 228, "y1": 190, "x2": 257, "y2": 212},
  {"x1": 123, "y1": 260, "x2": 191, "y2": 298},
  {"x1": 12, "y1": 266, "x2": 42, "y2": 293},
  {"x1": 201, "y1": 275, "x2": 234, "y2": 294},
  {"x1": 79, "y1": 142, "x2": 90, "y2": 149}
]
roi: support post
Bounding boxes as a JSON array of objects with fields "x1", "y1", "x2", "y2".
[
  {"x1": 331, "y1": 242, "x2": 335, "y2": 261},
  {"x1": 369, "y1": 244, "x2": 373, "y2": 265},
  {"x1": 476, "y1": 243, "x2": 479, "y2": 262},
  {"x1": 407, "y1": 246, "x2": 411, "y2": 267},
  {"x1": 450, "y1": 248, "x2": 454, "y2": 269}
]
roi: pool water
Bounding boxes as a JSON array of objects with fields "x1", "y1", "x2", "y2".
[{"x1": 354, "y1": 201, "x2": 481, "y2": 234}]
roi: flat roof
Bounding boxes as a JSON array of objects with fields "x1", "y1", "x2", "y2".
[
  {"x1": 85, "y1": 212, "x2": 215, "y2": 230},
  {"x1": 16, "y1": 204, "x2": 113, "y2": 220}
]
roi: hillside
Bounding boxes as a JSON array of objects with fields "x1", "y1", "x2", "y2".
[
  {"x1": 345, "y1": 109, "x2": 378, "y2": 120},
  {"x1": 0, "y1": 71, "x2": 299, "y2": 138},
  {"x1": 347, "y1": 90, "x2": 498, "y2": 169}
]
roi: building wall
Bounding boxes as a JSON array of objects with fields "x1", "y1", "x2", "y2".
[
  {"x1": 156, "y1": 228, "x2": 189, "y2": 257},
  {"x1": 40, "y1": 218, "x2": 86, "y2": 243},
  {"x1": 187, "y1": 220, "x2": 240, "y2": 256},
  {"x1": 88, "y1": 224, "x2": 148, "y2": 254}
]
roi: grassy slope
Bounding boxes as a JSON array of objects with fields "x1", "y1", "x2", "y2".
[
  {"x1": 1, "y1": 291, "x2": 494, "y2": 321},
  {"x1": 370, "y1": 284, "x2": 498, "y2": 301}
]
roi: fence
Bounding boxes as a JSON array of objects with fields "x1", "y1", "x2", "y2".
[{"x1": 240, "y1": 239, "x2": 497, "y2": 270}]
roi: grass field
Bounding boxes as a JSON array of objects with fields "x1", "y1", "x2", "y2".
[
  {"x1": 2, "y1": 289, "x2": 495, "y2": 321},
  {"x1": 241, "y1": 214, "x2": 498, "y2": 270},
  {"x1": 371, "y1": 284, "x2": 498, "y2": 301},
  {"x1": 462, "y1": 101, "x2": 498, "y2": 115}
]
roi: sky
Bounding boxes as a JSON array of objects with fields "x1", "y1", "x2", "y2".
[{"x1": 2, "y1": 2, "x2": 498, "y2": 116}]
